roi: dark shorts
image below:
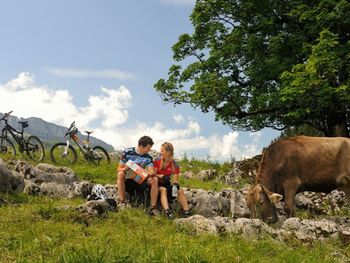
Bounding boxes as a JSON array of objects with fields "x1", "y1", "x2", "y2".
[
  {"x1": 125, "y1": 179, "x2": 149, "y2": 205},
  {"x1": 159, "y1": 181, "x2": 176, "y2": 202}
]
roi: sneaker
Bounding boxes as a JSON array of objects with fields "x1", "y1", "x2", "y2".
[
  {"x1": 149, "y1": 207, "x2": 160, "y2": 216},
  {"x1": 183, "y1": 210, "x2": 191, "y2": 218},
  {"x1": 118, "y1": 200, "x2": 131, "y2": 210},
  {"x1": 165, "y1": 209, "x2": 174, "y2": 220}
]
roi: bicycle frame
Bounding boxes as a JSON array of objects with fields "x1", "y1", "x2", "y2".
[
  {"x1": 69, "y1": 134, "x2": 90, "y2": 154},
  {"x1": 1, "y1": 123, "x2": 25, "y2": 149}
]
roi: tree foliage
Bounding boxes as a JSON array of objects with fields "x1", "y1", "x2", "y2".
[{"x1": 155, "y1": 0, "x2": 350, "y2": 136}]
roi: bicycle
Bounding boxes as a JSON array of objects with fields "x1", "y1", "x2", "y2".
[
  {"x1": 50, "y1": 121, "x2": 110, "y2": 165},
  {"x1": 0, "y1": 111, "x2": 45, "y2": 161}
]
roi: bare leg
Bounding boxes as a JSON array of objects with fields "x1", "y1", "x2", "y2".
[
  {"x1": 177, "y1": 189, "x2": 189, "y2": 211},
  {"x1": 159, "y1": 186, "x2": 169, "y2": 210},
  {"x1": 149, "y1": 177, "x2": 159, "y2": 207},
  {"x1": 117, "y1": 171, "x2": 126, "y2": 202}
]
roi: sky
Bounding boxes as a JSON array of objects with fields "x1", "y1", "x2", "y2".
[{"x1": 0, "y1": 0, "x2": 280, "y2": 161}]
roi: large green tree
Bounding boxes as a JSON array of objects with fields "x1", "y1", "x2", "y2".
[{"x1": 155, "y1": 0, "x2": 350, "y2": 136}]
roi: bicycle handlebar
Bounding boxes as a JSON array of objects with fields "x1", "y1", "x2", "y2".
[
  {"x1": 65, "y1": 121, "x2": 77, "y2": 137},
  {"x1": 68, "y1": 121, "x2": 75, "y2": 129},
  {"x1": 0, "y1": 110, "x2": 13, "y2": 121}
]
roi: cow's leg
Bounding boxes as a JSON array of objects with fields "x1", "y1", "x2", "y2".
[
  {"x1": 337, "y1": 174, "x2": 350, "y2": 203},
  {"x1": 283, "y1": 180, "x2": 300, "y2": 217},
  {"x1": 339, "y1": 186, "x2": 350, "y2": 203}
]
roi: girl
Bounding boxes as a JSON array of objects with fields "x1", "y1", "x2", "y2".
[{"x1": 153, "y1": 142, "x2": 191, "y2": 218}]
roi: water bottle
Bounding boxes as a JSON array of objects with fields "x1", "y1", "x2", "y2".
[{"x1": 172, "y1": 184, "x2": 178, "y2": 197}]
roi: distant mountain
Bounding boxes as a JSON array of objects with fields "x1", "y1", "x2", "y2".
[{"x1": 0, "y1": 113, "x2": 115, "y2": 152}]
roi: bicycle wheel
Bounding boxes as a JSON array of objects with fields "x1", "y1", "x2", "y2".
[
  {"x1": 26, "y1": 135, "x2": 45, "y2": 161},
  {"x1": 0, "y1": 137, "x2": 16, "y2": 157},
  {"x1": 50, "y1": 143, "x2": 78, "y2": 165},
  {"x1": 92, "y1": 146, "x2": 110, "y2": 165}
]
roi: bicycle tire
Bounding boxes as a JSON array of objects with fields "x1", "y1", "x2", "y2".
[
  {"x1": 0, "y1": 137, "x2": 16, "y2": 156},
  {"x1": 50, "y1": 142, "x2": 78, "y2": 165},
  {"x1": 92, "y1": 146, "x2": 110, "y2": 165},
  {"x1": 26, "y1": 135, "x2": 45, "y2": 161}
]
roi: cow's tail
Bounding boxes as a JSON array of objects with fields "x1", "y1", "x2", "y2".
[{"x1": 336, "y1": 174, "x2": 350, "y2": 186}]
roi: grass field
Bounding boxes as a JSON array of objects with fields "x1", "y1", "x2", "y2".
[
  {"x1": 1, "y1": 194, "x2": 349, "y2": 263},
  {"x1": 0, "y1": 154, "x2": 349, "y2": 262}
]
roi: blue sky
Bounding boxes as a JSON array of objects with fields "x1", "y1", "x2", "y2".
[{"x1": 0, "y1": 0, "x2": 279, "y2": 161}]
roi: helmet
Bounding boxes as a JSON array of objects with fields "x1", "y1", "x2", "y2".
[{"x1": 89, "y1": 184, "x2": 110, "y2": 200}]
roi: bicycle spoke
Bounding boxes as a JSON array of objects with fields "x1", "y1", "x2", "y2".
[
  {"x1": 0, "y1": 137, "x2": 16, "y2": 157},
  {"x1": 50, "y1": 143, "x2": 77, "y2": 165},
  {"x1": 26, "y1": 136, "x2": 45, "y2": 162},
  {"x1": 91, "y1": 146, "x2": 110, "y2": 165}
]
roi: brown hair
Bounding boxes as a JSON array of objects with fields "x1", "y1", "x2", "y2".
[
  {"x1": 160, "y1": 142, "x2": 175, "y2": 172},
  {"x1": 138, "y1": 136, "x2": 154, "y2": 147}
]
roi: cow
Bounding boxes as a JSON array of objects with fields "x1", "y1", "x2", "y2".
[{"x1": 246, "y1": 136, "x2": 350, "y2": 223}]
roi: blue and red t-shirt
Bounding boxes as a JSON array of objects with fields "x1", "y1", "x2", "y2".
[
  {"x1": 153, "y1": 157, "x2": 180, "y2": 180},
  {"x1": 119, "y1": 147, "x2": 153, "y2": 169}
]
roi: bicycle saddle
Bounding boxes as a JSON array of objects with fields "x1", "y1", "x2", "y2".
[
  {"x1": 85, "y1": 131, "x2": 93, "y2": 135},
  {"x1": 18, "y1": 121, "x2": 29, "y2": 128}
]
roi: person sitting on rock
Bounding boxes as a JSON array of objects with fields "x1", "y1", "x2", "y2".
[
  {"x1": 117, "y1": 135, "x2": 159, "y2": 215},
  {"x1": 153, "y1": 142, "x2": 191, "y2": 218}
]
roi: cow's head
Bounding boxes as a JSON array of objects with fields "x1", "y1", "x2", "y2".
[{"x1": 246, "y1": 184, "x2": 283, "y2": 223}]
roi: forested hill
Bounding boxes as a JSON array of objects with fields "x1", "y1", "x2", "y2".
[{"x1": 0, "y1": 113, "x2": 114, "y2": 152}]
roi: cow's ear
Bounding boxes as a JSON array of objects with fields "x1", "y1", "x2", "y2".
[
  {"x1": 256, "y1": 184, "x2": 263, "y2": 192},
  {"x1": 268, "y1": 193, "x2": 283, "y2": 203},
  {"x1": 242, "y1": 188, "x2": 249, "y2": 196}
]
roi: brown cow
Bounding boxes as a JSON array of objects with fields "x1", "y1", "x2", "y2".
[{"x1": 246, "y1": 136, "x2": 350, "y2": 223}]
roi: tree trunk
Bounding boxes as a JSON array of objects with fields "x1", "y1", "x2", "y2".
[{"x1": 326, "y1": 112, "x2": 349, "y2": 137}]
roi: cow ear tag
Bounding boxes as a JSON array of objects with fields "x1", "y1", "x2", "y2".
[{"x1": 268, "y1": 193, "x2": 283, "y2": 203}]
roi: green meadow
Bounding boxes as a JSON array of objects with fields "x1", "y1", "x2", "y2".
[{"x1": 0, "y1": 155, "x2": 349, "y2": 262}]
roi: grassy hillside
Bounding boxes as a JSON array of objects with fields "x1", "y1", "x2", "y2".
[
  {"x1": 0, "y1": 154, "x2": 349, "y2": 262},
  {"x1": 0, "y1": 194, "x2": 347, "y2": 263}
]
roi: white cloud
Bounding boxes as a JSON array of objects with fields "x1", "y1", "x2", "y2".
[
  {"x1": 46, "y1": 67, "x2": 135, "y2": 80},
  {"x1": 0, "y1": 72, "x2": 262, "y2": 162},
  {"x1": 173, "y1": 114, "x2": 183, "y2": 123},
  {"x1": 249, "y1": 131, "x2": 262, "y2": 142},
  {"x1": 209, "y1": 132, "x2": 240, "y2": 160},
  {"x1": 159, "y1": 0, "x2": 195, "y2": 6},
  {"x1": 187, "y1": 120, "x2": 200, "y2": 134},
  {"x1": 0, "y1": 72, "x2": 132, "y2": 130}
]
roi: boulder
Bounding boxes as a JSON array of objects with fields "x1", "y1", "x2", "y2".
[
  {"x1": 229, "y1": 187, "x2": 251, "y2": 218},
  {"x1": 15, "y1": 161, "x2": 36, "y2": 179},
  {"x1": 196, "y1": 169, "x2": 217, "y2": 181},
  {"x1": 182, "y1": 171, "x2": 194, "y2": 179},
  {"x1": 76, "y1": 199, "x2": 117, "y2": 218},
  {"x1": 295, "y1": 190, "x2": 349, "y2": 215},
  {"x1": 104, "y1": 184, "x2": 118, "y2": 200},
  {"x1": 0, "y1": 164, "x2": 24, "y2": 193},
  {"x1": 175, "y1": 215, "x2": 218, "y2": 235},
  {"x1": 222, "y1": 163, "x2": 243, "y2": 186},
  {"x1": 40, "y1": 182, "x2": 74, "y2": 198},
  {"x1": 72, "y1": 181, "x2": 95, "y2": 198},
  {"x1": 23, "y1": 179, "x2": 41, "y2": 195},
  {"x1": 279, "y1": 218, "x2": 340, "y2": 241},
  {"x1": 227, "y1": 218, "x2": 275, "y2": 238},
  {"x1": 33, "y1": 163, "x2": 78, "y2": 185},
  {"x1": 191, "y1": 189, "x2": 230, "y2": 217}
]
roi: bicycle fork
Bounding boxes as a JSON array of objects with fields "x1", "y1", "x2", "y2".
[{"x1": 64, "y1": 139, "x2": 70, "y2": 155}]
